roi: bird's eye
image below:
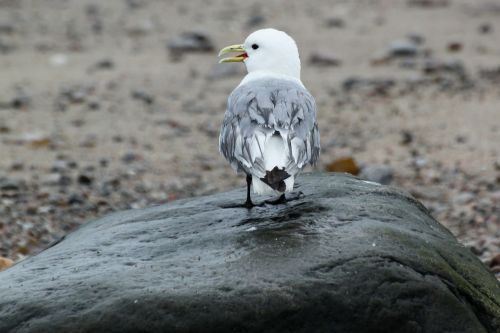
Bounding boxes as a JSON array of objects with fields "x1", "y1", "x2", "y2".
[{"x1": 251, "y1": 44, "x2": 259, "y2": 50}]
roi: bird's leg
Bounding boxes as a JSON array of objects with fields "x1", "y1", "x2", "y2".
[
  {"x1": 244, "y1": 174, "x2": 255, "y2": 208},
  {"x1": 220, "y1": 174, "x2": 262, "y2": 209}
]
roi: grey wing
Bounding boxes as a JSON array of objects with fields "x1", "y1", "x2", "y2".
[{"x1": 219, "y1": 79, "x2": 320, "y2": 177}]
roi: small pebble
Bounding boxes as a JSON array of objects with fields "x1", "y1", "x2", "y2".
[
  {"x1": 77, "y1": 174, "x2": 93, "y2": 186},
  {"x1": 400, "y1": 130, "x2": 414, "y2": 145},
  {"x1": 447, "y1": 42, "x2": 463, "y2": 53},
  {"x1": 167, "y1": 32, "x2": 214, "y2": 59},
  {"x1": 246, "y1": 15, "x2": 265, "y2": 27},
  {"x1": 478, "y1": 23, "x2": 492, "y2": 34},
  {"x1": 0, "y1": 257, "x2": 13, "y2": 271},
  {"x1": 325, "y1": 17, "x2": 345, "y2": 28},
  {"x1": 309, "y1": 52, "x2": 341, "y2": 67},
  {"x1": 131, "y1": 90, "x2": 154, "y2": 105},
  {"x1": 388, "y1": 40, "x2": 418, "y2": 57}
]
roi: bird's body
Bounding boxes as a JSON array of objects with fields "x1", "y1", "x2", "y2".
[
  {"x1": 220, "y1": 77, "x2": 319, "y2": 195},
  {"x1": 218, "y1": 29, "x2": 320, "y2": 206}
]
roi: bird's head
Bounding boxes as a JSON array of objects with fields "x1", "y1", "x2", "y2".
[{"x1": 218, "y1": 28, "x2": 301, "y2": 79}]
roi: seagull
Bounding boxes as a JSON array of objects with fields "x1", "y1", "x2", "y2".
[{"x1": 218, "y1": 28, "x2": 320, "y2": 208}]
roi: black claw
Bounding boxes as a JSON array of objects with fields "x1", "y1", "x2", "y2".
[
  {"x1": 288, "y1": 191, "x2": 305, "y2": 202},
  {"x1": 264, "y1": 192, "x2": 304, "y2": 206},
  {"x1": 265, "y1": 193, "x2": 287, "y2": 205}
]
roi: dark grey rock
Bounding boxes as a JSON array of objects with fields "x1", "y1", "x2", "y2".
[
  {"x1": 121, "y1": 152, "x2": 140, "y2": 164},
  {"x1": 422, "y1": 59, "x2": 466, "y2": 77},
  {"x1": 94, "y1": 59, "x2": 114, "y2": 70},
  {"x1": 0, "y1": 177, "x2": 23, "y2": 191},
  {"x1": 455, "y1": 134, "x2": 467, "y2": 144},
  {"x1": 0, "y1": 24, "x2": 15, "y2": 35},
  {"x1": 246, "y1": 15, "x2": 266, "y2": 27},
  {"x1": 342, "y1": 76, "x2": 396, "y2": 96},
  {"x1": 479, "y1": 66, "x2": 500, "y2": 83},
  {"x1": 387, "y1": 40, "x2": 418, "y2": 57},
  {"x1": 479, "y1": 23, "x2": 492, "y2": 34},
  {"x1": 372, "y1": 38, "x2": 420, "y2": 65},
  {"x1": 325, "y1": 17, "x2": 345, "y2": 28},
  {"x1": 125, "y1": 0, "x2": 145, "y2": 10},
  {"x1": 9, "y1": 161, "x2": 24, "y2": 171},
  {"x1": 167, "y1": 32, "x2": 214, "y2": 59},
  {"x1": 342, "y1": 76, "x2": 365, "y2": 91},
  {"x1": 41, "y1": 173, "x2": 63, "y2": 186},
  {"x1": 88, "y1": 100, "x2": 100, "y2": 110},
  {"x1": 10, "y1": 93, "x2": 30, "y2": 109},
  {"x1": 359, "y1": 165, "x2": 395, "y2": 185},
  {"x1": 77, "y1": 174, "x2": 93, "y2": 186},
  {"x1": 131, "y1": 90, "x2": 154, "y2": 105},
  {"x1": 59, "y1": 85, "x2": 89, "y2": 105},
  {"x1": 67, "y1": 193, "x2": 85, "y2": 205},
  {"x1": 309, "y1": 52, "x2": 341, "y2": 67},
  {"x1": 99, "y1": 158, "x2": 109, "y2": 168},
  {"x1": 407, "y1": 0, "x2": 449, "y2": 8},
  {"x1": 400, "y1": 130, "x2": 414, "y2": 145},
  {"x1": 0, "y1": 173, "x2": 499, "y2": 333},
  {"x1": 422, "y1": 59, "x2": 441, "y2": 74}
]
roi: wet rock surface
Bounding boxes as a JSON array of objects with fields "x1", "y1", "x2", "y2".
[{"x1": 0, "y1": 173, "x2": 499, "y2": 333}]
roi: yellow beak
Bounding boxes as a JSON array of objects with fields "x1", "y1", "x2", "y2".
[{"x1": 218, "y1": 44, "x2": 247, "y2": 63}]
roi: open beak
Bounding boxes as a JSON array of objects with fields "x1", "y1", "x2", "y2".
[{"x1": 218, "y1": 44, "x2": 247, "y2": 63}]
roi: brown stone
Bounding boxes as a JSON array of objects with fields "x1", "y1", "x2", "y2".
[
  {"x1": 326, "y1": 157, "x2": 360, "y2": 175},
  {"x1": 0, "y1": 257, "x2": 13, "y2": 272}
]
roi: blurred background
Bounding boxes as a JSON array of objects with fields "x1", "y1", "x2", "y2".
[{"x1": 0, "y1": 0, "x2": 499, "y2": 277}]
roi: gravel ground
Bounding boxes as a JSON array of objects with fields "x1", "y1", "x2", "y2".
[{"x1": 0, "y1": 0, "x2": 499, "y2": 278}]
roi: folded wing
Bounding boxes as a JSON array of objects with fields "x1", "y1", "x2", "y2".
[{"x1": 219, "y1": 79, "x2": 320, "y2": 179}]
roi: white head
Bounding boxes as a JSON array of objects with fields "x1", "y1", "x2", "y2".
[{"x1": 218, "y1": 29, "x2": 301, "y2": 79}]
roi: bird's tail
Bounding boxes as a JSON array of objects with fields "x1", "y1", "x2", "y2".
[
  {"x1": 252, "y1": 133, "x2": 293, "y2": 194},
  {"x1": 260, "y1": 166, "x2": 290, "y2": 192}
]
